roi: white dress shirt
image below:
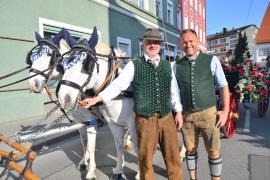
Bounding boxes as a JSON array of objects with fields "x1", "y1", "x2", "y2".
[{"x1": 99, "y1": 54, "x2": 183, "y2": 112}]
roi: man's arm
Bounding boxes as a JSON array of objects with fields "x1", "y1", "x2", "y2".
[
  {"x1": 83, "y1": 61, "x2": 134, "y2": 108},
  {"x1": 170, "y1": 62, "x2": 183, "y2": 129},
  {"x1": 216, "y1": 85, "x2": 230, "y2": 128},
  {"x1": 211, "y1": 55, "x2": 230, "y2": 128}
]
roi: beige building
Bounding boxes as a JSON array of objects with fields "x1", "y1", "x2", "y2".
[{"x1": 207, "y1": 25, "x2": 258, "y2": 62}]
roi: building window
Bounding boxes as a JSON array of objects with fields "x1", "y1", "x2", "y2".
[
  {"x1": 39, "y1": 18, "x2": 98, "y2": 88},
  {"x1": 211, "y1": 39, "x2": 218, "y2": 46},
  {"x1": 177, "y1": 11, "x2": 182, "y2": 30},
  {"x1": 117, "y1": 37, "x2": 131, "y2": 56},
  {"x1": 230, "y1": 43, "x2": 237, "y2": 48},
  {"x1": 167, "y1": 0, "x2": 174, "y2": 25},
  {"x1": 220, "y1": 47, "x2": 226, "y2": 52},
  {"x1": 230, "y1": 34, "x2": 237, "y2": 39},
  {"x1": 220, "y1": 38, "x2": 226, "y2": 44},
  {"x1": 138, "y1": 0, "x2": 148, "y2": 10},
  {"x1": 40, "y1": 18, "x2": 95, "y2": 40},
  {"x1": 162, "y1": 43, "x2": 176, "y2": 61},
  {"x1": 199, "y1": 2, "x2": 202, "y2": 16},
  {"x1": 156, "y1": 0, "x2": 163, "y2": 18},
  {"x1": 189, "y1": 0, "x2": 193, "y2": 6},
  {"x1": 259, "y1": 47, "x2": 270, "y2": 56}
]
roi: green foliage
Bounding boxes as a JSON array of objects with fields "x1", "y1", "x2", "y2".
[{"x1": 234, "y1": 31, "x2": 249, "y2": 66}]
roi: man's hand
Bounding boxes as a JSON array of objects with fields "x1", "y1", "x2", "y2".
[
  {"x1": 82, "y1": 96, "x2": 102, "y2": 109},
  {"x1": 216, "y1": 110, "x2": 228, "y2": 128},
  {"x1": 174, "y1": 112, "x2": 183, "y2": 130}
]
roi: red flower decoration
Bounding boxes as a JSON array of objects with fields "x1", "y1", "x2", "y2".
[
  {"x1": 262, "y1": 70, "x2": 268, "y2": 76},
  {"x1": 246, "y1": 85, "x2": 254, "y2": 91},
  {"x1": 257, "y1": 74, "x2": 264, "y2": 80},
  {"x1": 264, "y1": 80, "x2": 270, "y2": 87},
  {"x1": 239, "y1": 68, "x2": 245, "y2": 75},
  {"x1": 251, "y1": 71, "x2": 257, "y2": 77},
  {"x1": 260, "y1": 89, "x2": 268, "y2": 95}
]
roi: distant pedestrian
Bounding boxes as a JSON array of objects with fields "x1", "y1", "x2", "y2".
[{"x1": 266, "y1": 55, "x2": 270, "y2": 69}]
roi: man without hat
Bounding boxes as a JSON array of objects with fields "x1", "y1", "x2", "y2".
[{"x1": 82, "y1": 28, "x2": 184, "y2": 180}]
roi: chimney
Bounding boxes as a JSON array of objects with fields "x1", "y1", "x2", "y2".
[{"x1": 223, "y1": 27, "x2": 227, "y2": 34}]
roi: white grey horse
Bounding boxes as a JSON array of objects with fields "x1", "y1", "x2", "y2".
[
  {"x1": 27, "y1": 28, "x2": 101, "y2": 180},
  {"x1": 57, "y1": 34, "x2": 139, "y2": 179}
]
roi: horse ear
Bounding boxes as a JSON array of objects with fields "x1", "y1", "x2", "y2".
[
  {"x1": 52, "y1": 28, "x2": 64, "y2": 45},
  {"x1": 62, "y1": 28, "x2": 77, "y2": 47},
  {"x1": 88, "y1": 26, "x2": 98, "y2": 48},
  {"x1": 35, "y1": 32, "x2": 42, "y2": 42}
]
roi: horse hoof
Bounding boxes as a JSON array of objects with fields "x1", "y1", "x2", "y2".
[
  {"x1": 110, "y1": 173, "x2": 122, "y2": 180},
  {"x1": 86, "y1": 178, "x2": 96, "y2": 180},
  {"x1": 79, "y1": 164, "x2": 86, "y2": 170},
  {"x1": 97, "y1": 118, "x2": 105, "y2": 128},
  {"x1": 124, "y1": 144, "x2": 132, "y2": 151}
]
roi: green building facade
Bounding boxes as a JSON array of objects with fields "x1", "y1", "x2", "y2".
[{"x1": 0, "y1": 0, "x2": 180, "y2": 123}]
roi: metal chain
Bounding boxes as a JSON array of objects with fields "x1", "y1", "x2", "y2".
[{"x1": 13, "y1": 105, "x2": 72, "y2": 143}]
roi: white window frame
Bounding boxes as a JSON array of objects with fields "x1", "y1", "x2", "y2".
[
  {"x1": 156, "y1": 0, "x2": 163, "y2": 18},
  {"x1": 117, "y1": 37, "x2": 131, "y2": 57},
  {"x1": 138, "y1": 0, "x2": 149, "y2": 11},
  {"x1": 38, "y1": 17, "x2": 101, "y2": 39},
  {"x1": 167, "y1": 0, "x2": 174, "y2": 25},
  {"x1": 177, "y1": 11, "x2": 182, "y2": 30}
]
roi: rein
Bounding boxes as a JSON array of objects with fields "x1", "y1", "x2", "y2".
[
  {"x1": 96, "y1": 53, "x2": 131, "y2": 60},
  {"x1": 0, "y1": 66, "x2": 54, "y2": 89},
  {"x1": 0, "y1": 66, "x2": 31, "y2": 80}
]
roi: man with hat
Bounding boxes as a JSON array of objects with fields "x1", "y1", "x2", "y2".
[{"x1": 82, "y1": 28, "x2": 184, "y2": 180}]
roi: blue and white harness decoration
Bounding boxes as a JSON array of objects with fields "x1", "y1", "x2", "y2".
[
  {"x1": 61, "y1": 51, "x2": 87, "y2": 71},
  {"x1": 30, "y1": 45, "x2": 53, "y2": 63}
]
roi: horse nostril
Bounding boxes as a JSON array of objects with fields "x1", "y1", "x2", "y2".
[
  {"x1": 34, "y1": 80, "x2": 40, "y2": 90},
  {"x1": 65, "y1": 95, "x2": 71, "y2": 105}
]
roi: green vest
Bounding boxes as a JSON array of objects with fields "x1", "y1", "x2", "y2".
[
  {"x1": 133, "y1": 57, "x2": 172, "y2": 117},
  {"x1": 175, "y1": 53, "x2": 216, "y2": 112}
]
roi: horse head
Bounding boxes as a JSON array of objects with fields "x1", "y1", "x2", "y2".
[
  {"x1": 57, "y1": 27, "x2": 102, "y2": 110},
  {"x1": 27, "y1": 28, "x2": 76, "y2": 93}
]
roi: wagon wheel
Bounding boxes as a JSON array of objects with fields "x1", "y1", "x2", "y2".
[
  {"x1": 257, "y1": 98, "x2": 269, "y2": 117},
  {"x1": 257, "y1": 88, "x2": 270, "y2": 117},
  {"x1": 222, "y1": 94, "x2": 238, "y2": 138}
]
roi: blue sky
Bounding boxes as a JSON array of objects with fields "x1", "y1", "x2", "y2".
[{"x1": 206, "y1": 0, "x2": 269, "y2": 35}]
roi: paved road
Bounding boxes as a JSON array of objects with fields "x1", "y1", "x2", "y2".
[{"x1": 0, "y1": 102, "x2": 270, "y2": 180}]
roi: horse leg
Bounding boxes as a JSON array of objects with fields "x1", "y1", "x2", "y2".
[
  {"x1": 128, "y1": 120, "x2": 140, "y2": 180},
  {"x1": 108, "y1": 123, "x2": 125, "y2": 178},
  {"x1": 180, "y1": 144, "x2": 186, "y2": 162},
  {"x1": 123, "y1": 129, "x2": 132, "y2": 151},
  {"x1": 85, "y1": 125, "x2": 97, "y2": 180},
  {"x1": 78, "y1": 126, "x2": 87, "y2": 168}
]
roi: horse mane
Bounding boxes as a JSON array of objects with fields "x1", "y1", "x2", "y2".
[
  {"x1": 59, "y1": 39, "x2": 71, "y2": 55},
  {"x1": 60, "y1": 39, "x2": 70, "y2": 50},
  {"x1": 96, "y1": 42, "x2": 127, "y2": 58},
  {"x1": 96, "y1": 42, "x2": 111, "y2": 55}
]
